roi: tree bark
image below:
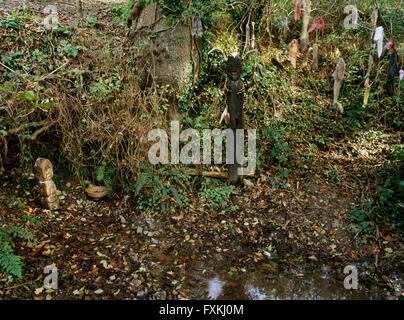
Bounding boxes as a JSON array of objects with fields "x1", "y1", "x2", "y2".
[
  {"x1": 363, "y1": 7, "x2": 379, "y2": 107},
  {"x1": 300, "y1": 0, "x2": 311, "y2": 52},
  {"x1": 76, "y1": 0, "x2": 83, "y2": 19}
]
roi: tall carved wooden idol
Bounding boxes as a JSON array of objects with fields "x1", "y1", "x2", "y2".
[
  {"x1": 209, "y1": 48, "x2": 259, "y2": 184},
  {"x1": 225, "y1": 54, "x2": 245, "y2": 184},
  {"x1": 34, "y1": 158, "x2": 59, "y2": 210}
]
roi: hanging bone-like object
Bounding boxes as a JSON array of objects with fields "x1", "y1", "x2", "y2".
[
  {"x1": 312, "y1": 43, "x2": 319, "y2": 71},
  {"x1": 343, "y1": 5, "x2": 358, "y2": 29},
  {"x1": 363, "y1": 80, "x2": 370, "y2": 106},
  {"x1": 374, "y1": 26, "x2": 384, "y2": 59},
  {"x1": 332, "y1": 56, "x2": 346, "y2": 114},
  {"x1": 220, "y1": 107, "x2": 230, "y2": 125},
  {"x1": 192, "y1": 12, "x2": 203, "y2": 37},
  {"x1": 34, "y1": 158, "x2": 59, "y2": 210},
  {"x1": 289, "y1": 39, "x2": 299, "y2": 68}
]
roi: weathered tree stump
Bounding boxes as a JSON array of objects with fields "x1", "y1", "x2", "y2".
[{"x1": 34, "y1": 158, "x2": 59, "y2": 210}]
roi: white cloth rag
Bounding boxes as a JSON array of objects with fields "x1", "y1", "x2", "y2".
[{"x1": 373, "y1": 26, "x2": 384, "y2": 58}]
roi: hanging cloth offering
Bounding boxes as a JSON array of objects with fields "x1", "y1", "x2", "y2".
[
  {"x1": 373, "y1": 26, "x2": 384, "y2": 58},
  {"x1": 284, "y1": 17, "x2": 288, "y2": 30},
  {"x1": 289, "y1": 39, "x2": 299, "y2": 68},
  {"x1": 332, "y1": 56, "x2": 346, "y2": 114},
  {"x1": 308, "y1": 16, "x2": 325, "y2": 35},
  {"x1": 192, "y1": 12, "x2": 203, "y2": 37},
  {"x1": 343, "y1": 4, "x2": 358, "y2": 29},
  {"x1": 386, "y1": 45, "x2": 399, "y2": 97},
  {"x1": 400, "y1": 70, "x2": 404, "y2": 81},
  {"x1": 295, "y1": 0, "x2": 302, "y2": 21}
]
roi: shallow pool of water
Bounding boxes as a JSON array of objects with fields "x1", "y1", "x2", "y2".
[{"x1": 204, "y1": 263, "x2": 401, "y2": 300}]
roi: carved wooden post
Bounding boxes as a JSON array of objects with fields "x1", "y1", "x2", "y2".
[
  {"x1": 34, "y1": 158, "x2": 59, "y2": 210},
  {"x1": 225, "y1": 54, "x2": 244, "y2": 185}
]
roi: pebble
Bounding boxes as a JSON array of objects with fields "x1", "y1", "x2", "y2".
[
  {"x1": 136, "y1": 226, "x2": 143, "y2": 234},
  {"x1": 243, "y1": 179, "x2": 254, "y2": 188},
  {"x1": 153, "y1": 291, "x2": 167, "y2": 300},
  {"x1": 136, "y1": 290, "x2": 145, "y2": 298},
  {"x1": 151, "y1": 238, "x2": 159, "y2": 244},
  {"x1": 76, "y1": 200, "x2": 84, "y2": 208}
]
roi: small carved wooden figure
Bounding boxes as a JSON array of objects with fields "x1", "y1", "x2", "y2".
[{"x1": 34, "y1": 158, "x2": 59, "y2": 210}]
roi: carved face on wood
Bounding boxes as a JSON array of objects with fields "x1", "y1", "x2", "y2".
[
  {"x1": 34, "y1": 158, "x2": 53, "y2": 181},
  {"x1": 225, "y1": 54, "x2": 243, "y2": 81}
]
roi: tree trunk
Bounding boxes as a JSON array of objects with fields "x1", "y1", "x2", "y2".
[
  {"x1": 300, "y1": 0, "x2": 311, "y2": 52},
  {"x1": 363, "y1": 7, "x2": 379, "y2": 107},
  {"x1": 76, "y1": 0, "x2": 83, "y2": 20}
]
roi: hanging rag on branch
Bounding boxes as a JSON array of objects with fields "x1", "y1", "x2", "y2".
[
  {"x1": 308, "y1": 16, "x2": 325, "y2": 35},
  {"x1": 385, "y1": 41, "x2": 399, "y2": 97},
  {"x1": 284, "y1": 17, "x2": 289, "y2": 30},
  {"x1": 379, "y1": 40, "x2": 396, "y2": 61},
  {"x1": 332, "y1": 56, "x2": 346, "y2": 114},
  {"x1": 295, "y1": 0, "x2": 303, "y2": 21},
  {"x1": 373, "y1": 26, "x2": 384, "y2": 59},
  {"x1": 400, "y1": 70, "x2": 404, "y2": 81}
]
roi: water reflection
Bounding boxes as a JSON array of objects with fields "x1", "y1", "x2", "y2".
[
  {"x1": 207, "y1": 276, "x2": 224, "y2": 299},
  {"x1": 203, "y1": 264, "x2": 400, "y2": 300}
]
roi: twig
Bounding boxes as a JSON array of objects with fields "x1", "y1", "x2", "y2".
[
  {"x1": 0, "y1": 61, "x2": 15, "y2": 73},
  {"x1": 181, "y1": 168, "x2": 228, "y2": 179},
  {"x1": 40, "y1": 60, "x2": 69, "y2": 81}
]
